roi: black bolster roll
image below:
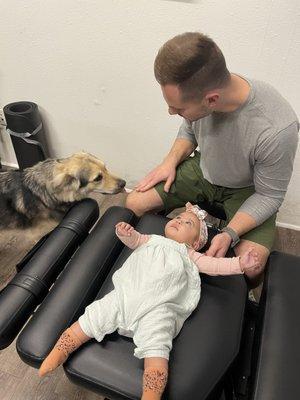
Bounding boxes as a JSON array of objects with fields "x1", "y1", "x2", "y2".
[
  {"x1": 0, "y1": 199, "x2": 99, "y2": 350},
  {"x1": 9, "y1": 273, "x2": 49, "y2": 302},
  {"x1": 16, "y1": 206, "x2": 136, "y2": 368}
]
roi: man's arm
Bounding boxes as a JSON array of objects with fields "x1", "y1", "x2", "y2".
[
  {"x1": 207, "y1": 123, "x2": 299, "y2": 257},
  {"x1": 236, "y1": 124, "x2": 298, "y2": 225},
  {"x1": 227, "y1": 123, "x2": 299, "y2": 236},
  {"x1": 135, "y1": 117, "x2": 197, "y2": 192},
  {"x1": 239, "y1": 123, "x2": 299, "y2": 225},
  {"x1": 135, "y1": 137, "x2": 196, "y2": 193},
  {"x1": 227, "y1": 211, "x2": 256, "y2": 237},
  {"x1": 163, "y1": 137, "x2": 196, "y2": 166},
  {"x1": 205, "y1": 211, "x2": 257, "y2": 257}
]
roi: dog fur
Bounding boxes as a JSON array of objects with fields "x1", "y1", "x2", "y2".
[{"x1": 0, "y1": 152, "x2": 126, "y2": 228}]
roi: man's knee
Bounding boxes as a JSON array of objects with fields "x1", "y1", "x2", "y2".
[
  {"x1": 125, "y1": 191, "x2": 145, "y2": 216},
  {"x1": 125, "y1": 191, "x2": 139, "y2": 214},
  {"x1": 234, "y1": 240, "x2": 270, "y2": 288},
  {"x1": 125, "y1": 189, "x2": 164, "y2": 217}
]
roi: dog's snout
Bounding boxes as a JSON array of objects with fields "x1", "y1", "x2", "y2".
[{"x1": 118, "y1": 179, "x2": 126, "y2": 188}]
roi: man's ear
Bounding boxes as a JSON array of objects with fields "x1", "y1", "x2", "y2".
[{"x1": 205, "y1": 92, "x2": 219, "y2": 107}]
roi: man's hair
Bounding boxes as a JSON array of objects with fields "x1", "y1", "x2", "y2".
[{"x1": 154, "y1": 32, "x2": 230, "y2": 101}]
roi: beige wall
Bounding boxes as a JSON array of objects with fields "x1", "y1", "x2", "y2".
[{"x1": 0, "y1": 0, "x2": 299, "y2": 228}]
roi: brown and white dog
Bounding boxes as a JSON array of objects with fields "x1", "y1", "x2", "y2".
[{"x1": 0, "y1": 152, "x2": 126, "y2": 228}]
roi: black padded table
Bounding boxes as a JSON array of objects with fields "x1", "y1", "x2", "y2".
[
  {"x1": 250, "y1": 252, "x2": 300, "y2": 400},
  {"x1": 17, "y1": 206, "x2": 248, "y2": 400}
]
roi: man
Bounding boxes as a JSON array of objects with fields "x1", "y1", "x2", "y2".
[{"x1": 126, "y1": 32, "x2": 299, "y2": 288}]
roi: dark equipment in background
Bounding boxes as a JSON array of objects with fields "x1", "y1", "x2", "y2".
[{"x1": 4, "y1": 101, "x2": 49, "y2": 169}]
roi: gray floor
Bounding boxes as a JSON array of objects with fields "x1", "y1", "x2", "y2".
[{"x1": 0, "y1": 192, "x2": 299, "y2": 399}]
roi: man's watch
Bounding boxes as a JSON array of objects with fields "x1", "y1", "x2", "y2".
[{"x1": 221, "y1": 226, "x2": 240, "y2": 248}]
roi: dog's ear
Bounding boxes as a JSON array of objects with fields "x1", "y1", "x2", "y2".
[
  {"x1": 79, "y1": 176, "x2": 89, "y2": 188},
  {"x1": 77, "y1": 168, "x2": 91, "y2": 188},
  {"x1": 52, "y1": 173, "x2": 76, "y2": 190}
]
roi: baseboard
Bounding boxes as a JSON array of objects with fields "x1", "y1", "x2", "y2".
[
  {"x1": 1, "y1": 161, "x2": 19, "y2": 169},
  {"x1": 276, "y1": 221, "x2": 300, "y2": 231}
]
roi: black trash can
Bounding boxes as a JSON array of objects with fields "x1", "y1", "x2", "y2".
[{"x1": 4, "y1": 101, "x2": 49, "y2": 169}]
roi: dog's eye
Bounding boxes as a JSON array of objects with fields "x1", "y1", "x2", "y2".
[{"x1": 94, "y1": 174, "x2": 103, "y2": 182}]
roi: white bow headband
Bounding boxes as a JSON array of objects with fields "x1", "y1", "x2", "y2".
[{"x1": 185, "y1": 202, "x2": 208, "y2": 249}]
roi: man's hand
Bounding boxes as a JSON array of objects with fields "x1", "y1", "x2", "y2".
[
  {"x1": 206, "y1": 232, "x2": 232, "y2": 257},
  {"x1": 135, "y1": 161, "x2": 176, "y2": 193},
  {"x1": 115, "y1": 222, "x2": 134, "y2": 236},
  {"x1": 134, "y1": 138, "x2": 195, "y2": 193}
]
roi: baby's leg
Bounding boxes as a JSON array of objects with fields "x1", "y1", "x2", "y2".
[
  {"x1": 133, "y1": 306, "x2": 177, "y2": 399},
  {"x1": 39, "y1": 290, "x2": 119, "y2": 377},
  {"x1": 142, "y1": 357, "x2": 168, "y2": 400},
  {"x1": 39, "y1": 321, "x2": 90, "y2": 377}
]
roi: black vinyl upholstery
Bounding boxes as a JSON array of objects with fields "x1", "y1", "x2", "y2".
[
  {"x1": 0, "y1": 199, "x2": 99, "y2": 350},
  {"x1": 16, "y1": 206, "x2": 137, "y2": 367},
  {"x1": 1, "y1": 204, "x2": 299, "y2": 400},
  {"x1": 250, "y1": 251, "x2": 300, "y2": 400},
  {"x1": 17, "y1": 207, "x2": 247, "y2": 399}
]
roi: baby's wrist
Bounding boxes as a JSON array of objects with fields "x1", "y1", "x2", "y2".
[{"x1": 238, "y1": 256, "x2": 245, "y2": 272}]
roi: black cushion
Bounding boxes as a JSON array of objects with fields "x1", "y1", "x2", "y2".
[
  {"x1": 16, "y1": 206, "x2": 136, "y2": 367},
  {"x1": 63, "y1": 212, "x2": 247, "y2": 399},
  {"x1": 250, "y1": 251, "x2": 300, "y2": 400},
  {"x1": 0, "y1": 198, "x2": 99, "y2": 350}
]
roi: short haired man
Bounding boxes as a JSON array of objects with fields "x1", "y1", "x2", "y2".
[{"x1": 126, "y1": 32, "x2": 299, "y2": 288}]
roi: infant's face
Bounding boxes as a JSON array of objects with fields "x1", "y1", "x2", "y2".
[{"x1": 165, "y1": 211, "x2": 201, "y2": 249}]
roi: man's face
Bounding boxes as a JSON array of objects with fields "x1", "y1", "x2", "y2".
[{"x1": 161, "y1": 84, "x2": 213, "y2": 122}]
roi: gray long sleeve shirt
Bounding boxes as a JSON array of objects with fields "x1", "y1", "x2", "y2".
[{"x1": 177, "y1": 76, "x2": 299, "y2": 225}]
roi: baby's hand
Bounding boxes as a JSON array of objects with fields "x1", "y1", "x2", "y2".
[
  {"x1": 116, "y1": 222, "x2": 134, "y2": 236},
  {"x1": 240, "y1": 247, "x2": 261, "y2": 272}
]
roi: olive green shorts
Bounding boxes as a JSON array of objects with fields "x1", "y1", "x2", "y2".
[{"x1": 154, "y1": 151, "x2": 276, "y2": 250}]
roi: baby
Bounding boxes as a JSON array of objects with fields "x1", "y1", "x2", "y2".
[{"x1": 39, "y1": 203, "x2": 259, "y2": 400}]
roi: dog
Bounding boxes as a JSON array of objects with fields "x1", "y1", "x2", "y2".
[{"x1": 0, "y1": 152, "x2": 126, "y2": 228}]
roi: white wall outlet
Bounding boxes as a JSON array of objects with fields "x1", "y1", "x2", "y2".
[{"x1": 0, "y1": 108, "x2": 7, "y2": 127}]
